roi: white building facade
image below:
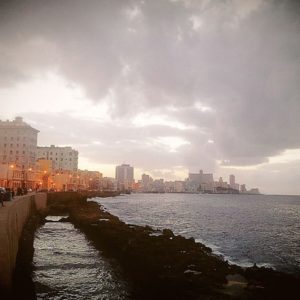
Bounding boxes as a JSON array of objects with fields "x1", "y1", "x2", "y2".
[
  {"x1": 37, "y1": 145, "x2": 78, "y2": 171},
  {"x1": 0, "y1": 117, "x2": 39, "y2": 169}
]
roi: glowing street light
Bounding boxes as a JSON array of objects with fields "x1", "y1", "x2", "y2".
[{"x1": 6, "y1": 164, "x2": 15, "y2": 188}]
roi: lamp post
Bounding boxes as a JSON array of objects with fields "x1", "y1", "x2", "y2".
[
  {"x1": 27, "y1": 168, "x2": 32, "y2": 189},
  {"x1": 89, "y1": 178, "x2": 92, "y2": 190},
  {"x1": 6, "y1": 164, "x2": 14, "y2": 188}
]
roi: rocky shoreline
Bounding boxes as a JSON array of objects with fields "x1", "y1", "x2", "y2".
[
  {"x1": 7, "y1": 192, "x2": 300, "y2": 299},
  {"x1": 46, "y1": 192, "x2": 300, "y2": 299}
]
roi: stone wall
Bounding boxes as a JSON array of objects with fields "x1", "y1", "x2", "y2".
[{"x1": 0, "y1": 193, "x2": 47, "y2": 291}]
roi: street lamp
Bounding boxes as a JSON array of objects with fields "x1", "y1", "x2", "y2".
[
  {"x1": 6, "y1": 164, "x2": 14, "y2": 188},
  {"x1": 26, "y1": 168, "x2": 32, "y2": 189}
]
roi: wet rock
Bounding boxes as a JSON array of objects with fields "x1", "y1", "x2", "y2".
[{"x1": 40, "y1": 192, "x2": 300, "y2": 300}]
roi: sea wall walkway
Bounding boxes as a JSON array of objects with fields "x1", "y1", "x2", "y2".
[{"x1": 0, "y1": 193, "x2": 47, "y2": 291}]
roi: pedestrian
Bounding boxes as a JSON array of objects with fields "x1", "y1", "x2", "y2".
[
  {"x1": 12, "y1": 188, "x2": 15, "y2": 199},
  {"x1": 0, "y1": 190, "x2": 4, "y2": 207},
  {"x1": 17, "y1": 187, "x2": 22, "y2": 196}
]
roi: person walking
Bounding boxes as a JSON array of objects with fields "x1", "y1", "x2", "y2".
[{"x1": 0, "y1": 190, "x2": 4, "y2": 207}]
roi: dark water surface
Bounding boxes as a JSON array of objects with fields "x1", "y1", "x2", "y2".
[
  {"x1": 97, "y1": 193, "x2": 300, "y2": 274},
  {"x1": 33, "y1": 216, "x2": 129, "y2": 300}
]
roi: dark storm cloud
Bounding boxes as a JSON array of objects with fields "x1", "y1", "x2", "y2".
[{"x1": 1, "y1": 0, "x2": 300, "y2": 169}]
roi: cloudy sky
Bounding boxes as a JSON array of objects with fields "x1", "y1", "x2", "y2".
[{"x1": 0, "y1": 0, "x2": 300, "y2": 194}]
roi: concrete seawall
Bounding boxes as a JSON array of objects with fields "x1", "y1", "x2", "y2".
[{"x1": 0, "y1": 193, "x2": 47, "y2": 291}]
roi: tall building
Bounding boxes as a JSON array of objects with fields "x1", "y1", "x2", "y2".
[
  {"x1": 115, "y1": 164, "x2": 134, "y2": 190},
  {"x1": 188, "y1": 170, "x2": 214, "y2": 192},
  {"x1": 37, "y1": 145, "x2": 78, "y2": 171},
  {"x1": 188, "y1": 170, "x2": 214, "y2": 184},
  {"x1": 0, "y1": 116, "x2": 39, "y2": 169},
  {"x1": 229, "y1": 174, "x2": 235, "y2": 188}
]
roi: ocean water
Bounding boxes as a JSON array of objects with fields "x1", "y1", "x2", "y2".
[
  {"x1": 33, "y1": 216, "x2": 130, "y2": 300},
  {"x1": 96, "y1": 193, "x2": 300, "y2": 274}
]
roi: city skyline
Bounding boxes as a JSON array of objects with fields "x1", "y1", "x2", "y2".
[{"x1": 0, "y1": 1, "x2": 300, "y2": 194}]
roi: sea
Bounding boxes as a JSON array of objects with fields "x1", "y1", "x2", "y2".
[
  {"x1": 33, "y1": 216, "x2": 130, "y2": 299},
  {"x1": 32, "y1": 193, "x2": 300, "y2": 299},
  {"x1": 97, "y1": 193, "x2": 300, "y2": 274}
]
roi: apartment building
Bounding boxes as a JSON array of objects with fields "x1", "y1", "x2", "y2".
[
  {"x1": 0, "y1": 116, "x2": 39, "y2": 169},
  {"x1": 37, "y1": 145, "x2": 78, "y2": 171}
]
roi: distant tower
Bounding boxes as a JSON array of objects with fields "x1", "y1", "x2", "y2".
[
  {"x1": 115, "y1": 164, "x2": 134, "y2": 190},
  {"x1": 229, "y1": 174, "x2": 235, "y2": 188}
]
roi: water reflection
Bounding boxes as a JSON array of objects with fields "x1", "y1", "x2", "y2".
[{"x1": 33, "y1": 217, "x2": 129, "y2": 299}]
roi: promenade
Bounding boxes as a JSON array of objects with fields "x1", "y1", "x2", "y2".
[{"x1": 0, "y1": 193, "x2": 47, "y2": 292}]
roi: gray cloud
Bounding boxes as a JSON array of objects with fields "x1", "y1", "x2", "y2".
[{"x1": 1, "y1": 0, "x2": 300, "y2": 190}]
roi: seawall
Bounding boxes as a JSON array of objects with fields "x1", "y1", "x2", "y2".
[{"x1": 0, "y1": 193, "x2": 47, "y2": 292}]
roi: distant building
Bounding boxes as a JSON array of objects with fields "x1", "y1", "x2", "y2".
[
  {"x1": 0, "y1": 116, "x2": 39, "y2": 169},
  {"x1": 188, "y1": 170, "x2": 214, "y2": 184},
  {"x1": 101, "y1": 177, "x2": 118, "y2": 191},
  {"x1": 248, "y1": 188, "x2": 260, "y2": 195},
  {"x1": 229, "y1": 174, "x2": 235, "y2": 188},
  {"x1": 115, "y1": 164, "x2": 134, "y2": 190},
  {"x1": 141, "y1": 173, "x2": 153, "y2": 192},
  {"x1": 152, "y1": 179, "x2": 165, "y2": 193},
  {"x1": 240, "y1": 184, "x2": 247, "y2": 193},
  {"x1": 175, "y1": 181, "x2": 184, "y2": 193},
  {"x1": 188, "y1": 170, "x2": 214, "y2": 192},
  {"x1": 37, "y1": 145, "x2": 78, "y2": 171}
]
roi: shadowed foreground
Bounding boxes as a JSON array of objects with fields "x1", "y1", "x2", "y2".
[
  {"x1": 6, "y1": 192, "x2": 300, "y2": 299},
  {"x1": 45, "y1": 192, "x2": 300, "y2": 299}
]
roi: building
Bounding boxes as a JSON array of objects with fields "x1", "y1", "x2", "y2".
[
  {"x1": 229, "y1": 174, "x2": 235, "y2": 188},
  {"x1": 101, "y1": 177, "x2": 118, "y2": 191},
  {"x1": 37, "y1": 145, "x2": 78, "y2": 171},
  {"x1": 188, "y1": 170, "x2": 214, "y2": 192},
  {"x1": 115, "y1": 164, "x2": 134, "y2": 191},
  {"x1": 140, "y1": 173, "x2": 153, "y2": 192},
  {"x1": 188, "y1": 170, "x2": 214, "y2": 184},
  {"x1": 0, "y1": 117, "x2": 39, "y2": 169},
  {"x1": 240, "y1": 184, "x2": 247, "y2": 193}
]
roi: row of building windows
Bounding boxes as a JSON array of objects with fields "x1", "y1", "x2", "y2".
[
  {"x1": 0, "y1": 136, "x2": 36, "y2": 141},
  {"x1": 2, "y1": 143, "x2": 28, "y2": 148},
  {"x1": 49, "y1": 158, "x2": 74, "y2": 161},
  {"x1": 38, "y1": 152, "x2": 76, "y2": 156},
  {"x1": 2, "y1": 150, "x2": 27, "y2": 154}
]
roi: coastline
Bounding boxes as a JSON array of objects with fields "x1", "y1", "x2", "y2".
[
  {"x1": 6, "y1": 192, "x2": 300, "y2": 299},
  {"x1": 47, "y1": 192, "x2": 300, "y2": 299}
]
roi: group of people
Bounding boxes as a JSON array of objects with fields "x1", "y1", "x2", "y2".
[{"x1": 0, "y1": 187, "x2": 29, "y2": 207}]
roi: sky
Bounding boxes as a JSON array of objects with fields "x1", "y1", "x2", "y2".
[{"x1": 0, "y1": 0, "x2": 300, "y2": 195}]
